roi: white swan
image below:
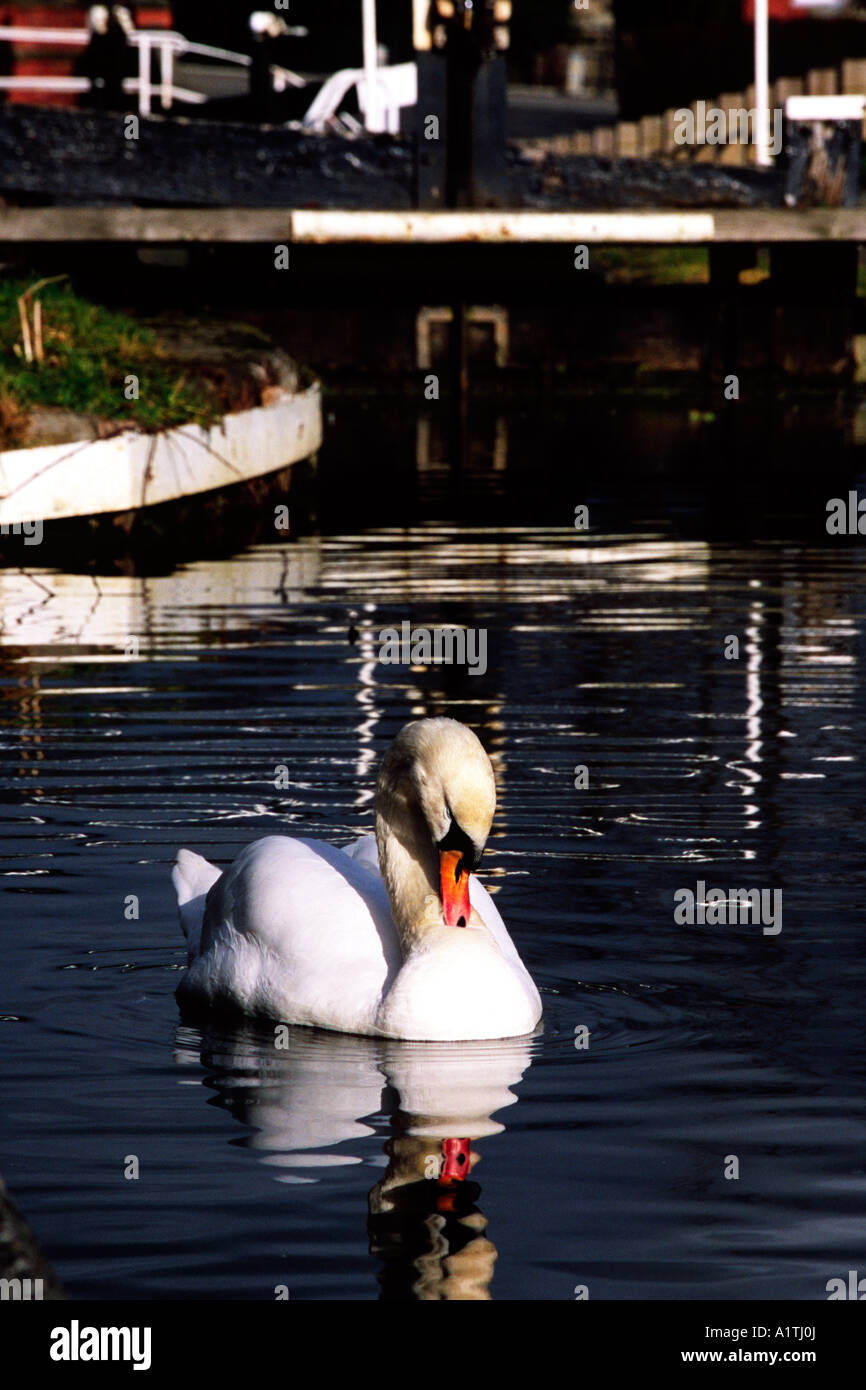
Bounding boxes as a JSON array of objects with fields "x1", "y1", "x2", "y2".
[{"x1": 172, "y1": 717, "x2": 541, "y2": 1041}]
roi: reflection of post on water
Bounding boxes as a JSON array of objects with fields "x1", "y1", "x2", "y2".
[
  {"x1": 416, "y1": 397, "x2": 509, "y2": 478},
  {"x1": 173, "y1": 1024, "x2": 534, "y2": 1300},
  {"x1": 369, "y1": 1038, "x2": 534, "y2": 1300}
]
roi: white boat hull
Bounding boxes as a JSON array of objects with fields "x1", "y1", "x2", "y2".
[{"x1": 0, "y1": 383, "x2": 321, "y2": 527}]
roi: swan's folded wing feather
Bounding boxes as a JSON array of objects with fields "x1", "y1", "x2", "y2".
[
  {"x1": 341, "y1": 833, "x2": 381, "y2": 875},
  {"x1": 185, "y1": 836, "x2": 402, "y2": 1031},
  {"x1": 172, "y1": 848, "x2": 222, "y2": 959}
]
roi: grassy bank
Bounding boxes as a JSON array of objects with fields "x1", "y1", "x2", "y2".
[{"x1": 0, "y1": 274, "x2": 218, "y2": 446}]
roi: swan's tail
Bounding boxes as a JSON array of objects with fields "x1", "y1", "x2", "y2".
[{"x1": 172, "y1": 849, "x2": 222, "y2": 960}]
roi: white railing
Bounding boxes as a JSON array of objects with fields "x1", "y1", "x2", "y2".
[
  {"x1": 303, "y1": 62, "x2": 417, "y2": 135},
  {"x1": 0, "y1": 26, "x2": 306, "y2": 115},
  {"x1": 0, "y1": 24, "x2": 418, "y2": 132},
  {"x1": 0, "y1": 73, "x2": 208, "y2": 107}
]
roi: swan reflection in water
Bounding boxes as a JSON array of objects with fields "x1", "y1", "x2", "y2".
[{"x1": 173, "y1": 1022, "x2": 536, "y2": 1299}]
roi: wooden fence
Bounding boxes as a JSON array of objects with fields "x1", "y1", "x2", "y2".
[{"x1": 523, "y1": 59, "x2": 866, "y2": 166}]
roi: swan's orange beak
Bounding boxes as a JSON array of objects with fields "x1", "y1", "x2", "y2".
[{"x1": 440, "y1": 850, "x2": 471, "y2": 928}]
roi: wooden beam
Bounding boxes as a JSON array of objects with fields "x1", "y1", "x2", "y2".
[
  {"x1": 2, "y1": 206, "x2": 866, "y2": 245},
  {"x1": 0, "y1": 207, "x2": 294, "y2": 242},
  {"x1": 293, "y1": 209, "x2": 866, "y2": 244}
]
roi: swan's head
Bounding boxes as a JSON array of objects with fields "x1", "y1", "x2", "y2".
[{"x1": 376, "y1": 718, "x2": 496, "y2": 930}]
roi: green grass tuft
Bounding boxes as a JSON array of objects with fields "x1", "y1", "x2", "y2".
[{"x1": 0, "y1": 274, "x2": 218, "y2": 437}]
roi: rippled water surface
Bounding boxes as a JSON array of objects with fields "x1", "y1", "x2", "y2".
[{"x1": 2, "y1": 398, "x2": 866, "y2": 1299}]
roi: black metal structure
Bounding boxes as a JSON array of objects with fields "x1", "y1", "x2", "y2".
[{"x1": 416, "y1": 0, "x2": 511, "y2": 209}]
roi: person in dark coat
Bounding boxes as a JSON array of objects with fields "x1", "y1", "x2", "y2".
[
  {"x1": 248, "y1": 11, "x2": 290, "y2": 124},
  {"x1": 81, "y1": 4, "x2": 133, "y2": 112}
]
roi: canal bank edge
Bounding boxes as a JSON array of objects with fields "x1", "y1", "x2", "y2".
[{"x1": 0, "y1": 382, "x2": 322, "y2": 529}]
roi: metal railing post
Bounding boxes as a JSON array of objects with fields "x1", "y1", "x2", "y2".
[
  {"x1": 754, "y1": 0, "x2": 771, "y2": 167},
  {"x1": 160, "y1": 37, "x2": 173, "y2": 111},
  {"x1": 138, "y1": 32, "x2": 151, "y2": 115},
  {"x1": 361, "y1": 0, "x2": 382, "y2": 132}
]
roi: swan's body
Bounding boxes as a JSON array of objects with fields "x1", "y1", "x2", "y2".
[{"x1": 173, "y1": 718, "x2": 541, "y2": 1042}]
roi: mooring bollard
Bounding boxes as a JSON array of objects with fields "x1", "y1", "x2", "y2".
[
  {"x1": 414, "y1": 0, "x2": 511, "y2": 209},
  {"x1": 781, "y1": 94, "x2": 865, "y2": 208}
]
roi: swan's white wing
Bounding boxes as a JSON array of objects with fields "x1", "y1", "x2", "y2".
[
  {"x1": 177, "y1": 836, "x2": 403, "y2": 1034},
  {"x1": 172, "y1": 848, "x2": 222, "y2": 959},
  {"x1": 341, "y1": 833, "x2": 380, "y2": 874}
]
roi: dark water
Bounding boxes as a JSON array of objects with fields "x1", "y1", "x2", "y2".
[{"x1": 2, "y1": 395, "x2": 866, "y2": 1300}]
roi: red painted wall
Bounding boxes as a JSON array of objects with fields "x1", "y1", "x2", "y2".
[
  {"x1": 0, "y1": 3, "x2": 172, "y2": 106},
  {"x1": 742, "y1": 1, "x2": 849, "y2": 17}
]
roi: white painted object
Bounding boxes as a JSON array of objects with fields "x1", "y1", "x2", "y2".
[
  {"x1": 358, "y1": 61, "x2": 416, "y2": 134},
  {"x1": 0, "y1": 75, "x2": 207, "y2": 104},
  {"x1": 291, "y1": 209, "x2": 717, "y2": 244},
  {"x1": 361, "y1": 0, "x2": 381, "y2": 131},
  {"x1": 0, "y1": 26, "x2": 259, "y2": 112},
  {"x1": 0, "y1": 383, "x2": 321, "y2": 526},
  {"x1": 565, "y1": 51, "x2": 587, "y2": 98},
  {"x1": 786, "y1": 95, "x2": 866, "y2": 122},
  {"x1": 754, "y1": 0, "x2": 771, "y2": 167},
  {"x1": 303, "y1": 62, "x2": 416, "y2": 134}
]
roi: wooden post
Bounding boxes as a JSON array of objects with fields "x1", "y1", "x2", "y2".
[
  {"x1": 639, "y1": 114, "x2": 662, "y2": 159},
  {"x1": 807, "y1": 68, "x2": 837, "y2": 97},
  {"x1": 694, "y1": 101, "x2": 716, "y2": 163},
  {"x1": 841, "y1": 59, "x2": 866, "y2": 95},
  {"x1": 718, "y1": 93, "x2": 747, "y2": 166},
  {"x1": 663, "y1": 108, "x2": 679, "y2": 158},
  {"x1": 616, "y1": 122, "x2": 639, "y2": 158},
  {"x1": 742, "y1": 85, "x2": 758, "y2": 165},
  {"x1": 773, "y1": 75, "x2": 803, "y2": 107},
  {"x1": 841, "y1": 60, "x2": 866, "y2": 139},
  {"x1": 138, "y1": 32, "x2": 151, "y2": 116},
  {"x1": 592, "y1": 126, "x2": 614, "y2": 157}
]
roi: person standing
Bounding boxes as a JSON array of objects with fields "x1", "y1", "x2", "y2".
[
  {"x1": 248, "y1": 11, "x2": 291, "y2": 123},
  {"x1": 81, "y1": 4, "x2": 134, "y2": 112}
]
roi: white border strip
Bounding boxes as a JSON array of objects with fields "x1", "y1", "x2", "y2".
[
  {"x1": 290, "y1": 210, "x2": 718, "y2": 245},
  {"x1": 0, "y1": 384, "x2": 321, "y2": 526}
]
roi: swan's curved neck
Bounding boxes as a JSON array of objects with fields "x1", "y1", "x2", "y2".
[{"x1": 375, "y1": 779, "x2": 441, "y2": 956}]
